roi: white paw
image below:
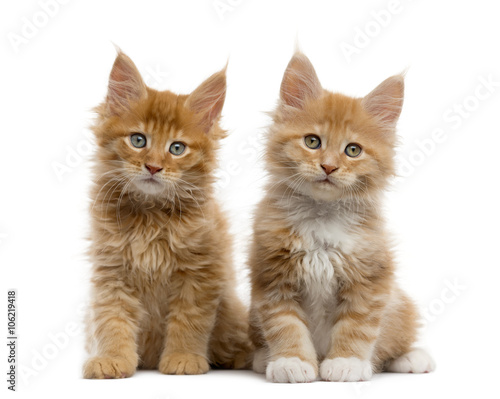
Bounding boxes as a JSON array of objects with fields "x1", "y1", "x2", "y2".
[
  {"x1": 266, "y1": 357, "x2": 317, "y2": 383},
  {"x1": 320, "y1": 357, "x2": 373, "y2": 382},
  {"x1": 387, "y1": 348, "x2": 435, "y2": 373},
  {"x1": 252, "y1": 348, "x2": 267, "y2": 374}
]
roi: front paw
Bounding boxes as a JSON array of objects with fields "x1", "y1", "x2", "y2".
[
  {"x1": 83, "y1": 356, "x2": 136, "y2": 379},
  {"x1": 320, "y1": 357, "x2": 372, "y2": 382},
  {"x1": 159, "y1": 353, "x2": 210, "y2": 375},
  {"x1": 266, "y1": 357, "x2": 317, "y2": 383}
]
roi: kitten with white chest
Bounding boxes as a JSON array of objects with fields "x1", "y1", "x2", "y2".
[{"x1": 249, "y1": 52, "x2": 435, "y2": 383}]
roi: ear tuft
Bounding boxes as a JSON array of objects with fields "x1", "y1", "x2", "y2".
[
  {"x1": 186, "y1": 67, "x2": 227, "y2": 133},
  {"x1": 361, "y1": 74, "x2": 405, "y2": 129},
  {"x1": 106, "y1": 50, "x2": 147, "y2": 115},
  {"x1": 280, "y1": 52, "x2": 322, "y2": 110}
]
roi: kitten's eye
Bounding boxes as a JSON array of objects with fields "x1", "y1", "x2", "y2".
[
  {"x1": 130, "y1": 133, "x2": 147, "y2": 148},
  {"x1": 169, "y1": 142, "x2": 186, "y2": 156},
  {"x1": 304, "y1": 135, "x2": 321, "y2": 149},
  {"x1": 345, "y1": 143, "x2": 362, "y2": 157}
]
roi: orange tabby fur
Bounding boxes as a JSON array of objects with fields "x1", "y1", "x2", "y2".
[
  {"x1": 249, "y1": 52, "x2": 435, "y2": 383},
  {"x1": 83, "y1": 51, "x2": 252, "y2": 379}
]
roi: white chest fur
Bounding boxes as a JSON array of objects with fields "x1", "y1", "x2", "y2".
[
  {"x1": 280, "y1": 197, "x2": 364, "y2": 357},
  {"x1": 300, "y1": 246, "x2": 338, "y2": 357},
  {"x1": 280, "y1": 194, "x2": 364, "y2": 251}
]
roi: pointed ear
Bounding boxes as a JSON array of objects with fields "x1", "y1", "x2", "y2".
[
  {"x1": 106, "y1": 51, "x2": 147, "y2": 115},
  {"x1": 362, "y1": 74, "x2": 404, "y2": 129},
  {"x1": 280, "y1": 52, "x2": 322, "y2": 110},
  {"x1": 185, "y1": 68, "x2": 226, "y2": 133}
]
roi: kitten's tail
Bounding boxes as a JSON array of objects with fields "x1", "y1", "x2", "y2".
[{"x1": 209, "y1": 295, "x2": 254, "y2": 370}]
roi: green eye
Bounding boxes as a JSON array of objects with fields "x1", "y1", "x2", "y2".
[
  {"x1": 130, "y1": 133, "x2": 146, "y2": 148},
  {"x1": 169, "y1": 142, "x2": 186, "y2": 156},
  {"x1": 304, "y1": 135, "x2": 321, "y2": 149},
  {"x1": 345, "y1": 143, "x2": 362, "y2": 157}
]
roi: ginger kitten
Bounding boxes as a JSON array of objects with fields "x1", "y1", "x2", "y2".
[
  {"x1": 83, "y1": 51, "x2": 251, "y2": 379},
  {"x1": 249, "y1": 52, "x2": 435, "y2": 383}
]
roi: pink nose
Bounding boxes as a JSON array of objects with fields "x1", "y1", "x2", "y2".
[
  {"x1": 145, "y1": 164, "x2": 163, "y2": 175},
  {"x1": 321, "y1": 164, "x2": 338, "y2": 175}
]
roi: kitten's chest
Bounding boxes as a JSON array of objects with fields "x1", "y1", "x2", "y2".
[
  {"x1": 295, "y1": 216, "x2": 358, "y2": 310},
  {"x1": 287, "y1": 202, "x2": 363, "y2": 280},
  {"x1": 293, "y1": 209, "x2": 361, "y2": 281},
  {"x1": 299, "y1": 245, "x2": 341, "y2": 358},
  {"x1": 291, "y1": 212, "x2": 362, "y2": 357},
  {"x1": 121, "y1": 210, "x2": 179, "y2": 272}
]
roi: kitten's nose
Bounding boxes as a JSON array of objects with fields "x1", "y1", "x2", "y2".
[
  {"x1": 145, "y1": 164, "x2": 163, "y2": 175},
  {"x1": 321, "y1": 164, "x2": 338, "y2": 175}
]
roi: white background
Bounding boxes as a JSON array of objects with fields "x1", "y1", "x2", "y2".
[{"x1": 1, "y1": 0, "x2": 499, "y2": 398}]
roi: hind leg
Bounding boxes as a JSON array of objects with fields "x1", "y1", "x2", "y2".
[
  {"x1": 373, "y1": 289, "x2": 435, "y2": 373},
  {"x1": 386, "y1": 348, "x2": 435, "y2": 373}
]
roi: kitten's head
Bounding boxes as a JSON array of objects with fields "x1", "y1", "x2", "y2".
[
  {"x1": 267, "y1": 52, "x2": 404, "y2": 202},
  {"x1": 93, "y1": 51, "x2": 226, "y2": 201}
]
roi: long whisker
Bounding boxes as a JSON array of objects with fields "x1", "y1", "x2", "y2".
[
  {"x1": 116, "y1": 178, "x2": 134, "y2": 230},
  {"x1": 91, "y1": 172, "x2": 130, "y2": 214}
]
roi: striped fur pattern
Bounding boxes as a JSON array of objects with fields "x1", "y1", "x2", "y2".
[
  {"x1": 83, "y1": 51, "x2": 252, "y2": 379},
  {"x1": 249, "y1": 52, "x2": 434, "y2": 383}
]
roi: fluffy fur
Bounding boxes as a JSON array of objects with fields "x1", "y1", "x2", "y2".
[
  {"x1": 249, "y1": 52, "x2": 435, "y2": 383},
  {"x1": 83, "y1": 51, "x2": 252, "y2": 379}
]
